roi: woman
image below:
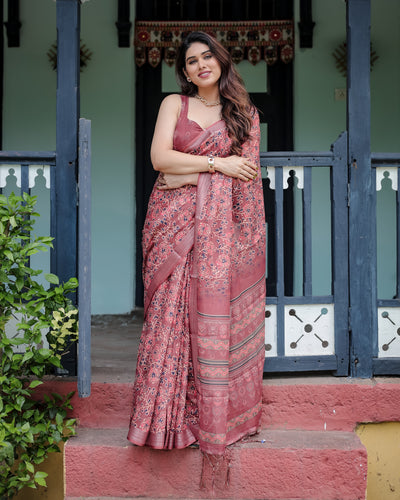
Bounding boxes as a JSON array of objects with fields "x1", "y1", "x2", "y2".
[{"x1": 127, "y1": 31, "x2": 266, "y2": 458}]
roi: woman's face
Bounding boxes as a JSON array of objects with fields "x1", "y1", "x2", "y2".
[{"x1": 183, "y1": 42, "x2": 222, "y2": 90}]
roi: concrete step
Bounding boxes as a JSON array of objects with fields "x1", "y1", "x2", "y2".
[
  {"x1": 38, "y1": 377, "x2": 400, "y2": 431},
  {"x1": 64, "y1": 427, "x2": 367, "y2": 500},
  {"x1": 65, "y1": 498, "x2": 311, "y2": 500}
]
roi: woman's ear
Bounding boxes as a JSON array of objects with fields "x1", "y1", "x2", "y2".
[{"x1": 183, "y1": 68, "x2": 188, "y2": 79}]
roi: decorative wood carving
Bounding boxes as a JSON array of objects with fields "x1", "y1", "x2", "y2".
[{"x1": 134, "y1": 20, "x2": 294, "y2": 67}]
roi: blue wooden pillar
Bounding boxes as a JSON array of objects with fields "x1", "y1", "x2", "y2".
[
  {"x1": 347, "y1": 0, "x2": 374, "y2": 377},
  {"x1": 53, "y1": 0, "x2": 80, "y2": 374}
]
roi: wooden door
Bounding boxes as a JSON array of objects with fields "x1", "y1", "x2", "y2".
[{"x1": 135, "y1": 0, "x2": 294, "y2": 305}]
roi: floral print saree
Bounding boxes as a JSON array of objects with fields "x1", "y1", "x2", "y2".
[{"x1": 128, "y1": 95, "x2": 266, "y2": 456}]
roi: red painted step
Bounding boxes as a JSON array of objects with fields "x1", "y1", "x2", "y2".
[
  {"x1": 36, "y1": 377, "x2": 400, "y2": 431},
  {"x1": 64, "y1": 427, "x2": 367, "y2": 500}
]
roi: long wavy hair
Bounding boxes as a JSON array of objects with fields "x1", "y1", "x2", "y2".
[{"x1": 175, "y1": 31, "x2": 253, "y2": 155}]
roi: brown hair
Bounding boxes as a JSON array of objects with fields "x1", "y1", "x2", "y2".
[{"x1": 175, "y1": 31, "x2": 253, "y2": 155}]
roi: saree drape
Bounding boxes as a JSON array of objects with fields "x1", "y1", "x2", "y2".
[{"x1": 128, "y1": 97, "x2": 266, "y2": 456}]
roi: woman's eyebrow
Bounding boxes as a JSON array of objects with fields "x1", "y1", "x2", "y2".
[{"x1": 186, "y1": 50, "x2": 211, "y2": 62}]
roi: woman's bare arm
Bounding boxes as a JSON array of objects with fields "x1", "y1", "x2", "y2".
[{"x1": 151, "y1": 94, "x2": 258, "y2": 181}]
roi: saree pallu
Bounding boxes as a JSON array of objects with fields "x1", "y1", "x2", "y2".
[{"x1": 128, "y1": 109, "x2": 266, "y2": 456}]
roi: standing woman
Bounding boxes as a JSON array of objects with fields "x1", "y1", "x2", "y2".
[{"x1": 128, "y1": 31, "x2": 266, "y2": 459}]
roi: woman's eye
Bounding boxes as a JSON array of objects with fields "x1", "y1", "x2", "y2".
[
  {"x1": 204, "y1": 54, "x2": 212, "y2": 59},
  {"x1": 188, "y1": 60, "x2": 196, "y2": 65}
]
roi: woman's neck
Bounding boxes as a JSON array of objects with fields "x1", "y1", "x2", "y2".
[{"x1": 196, "y1": 88, "x2": 220, "y2": 103}]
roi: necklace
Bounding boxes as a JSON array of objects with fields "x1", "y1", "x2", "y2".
[{"x1": 194, "y1": 94, "x2": 221, "y2": 107}]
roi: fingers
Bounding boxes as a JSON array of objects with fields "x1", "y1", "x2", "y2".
[
  {"x1": 212, "y1": 156, "x2": 259, "y2": 182},
  {"x1": 238, "y1": 160, "x2": 258, "y2": 181},
  {"x1": 157, "y1": 173, "x2": 167, "y2": 189}
]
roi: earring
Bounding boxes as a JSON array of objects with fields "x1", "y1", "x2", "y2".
[{"x1": 187, "y1": 77, "x2": 191, "y2": 83}]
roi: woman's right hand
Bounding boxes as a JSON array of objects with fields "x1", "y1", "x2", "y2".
[
  {"x1": 214, "y1": 155, "x2": 258, "y2": 181},
  {"x1": 157, "y1": 172, "x2": 199, "y2": 190}
]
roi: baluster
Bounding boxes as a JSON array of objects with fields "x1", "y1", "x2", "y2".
[
  {"x1": 275, "y1": 166, "x2": 285, "y2": 356},
  {"x1": 303, "y1": 166, "x2": 312, "y2": 296}
]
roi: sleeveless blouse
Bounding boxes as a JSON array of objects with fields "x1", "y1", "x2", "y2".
[{"x1": 173, "y1": 95, "x2": 224, "y2": 152}]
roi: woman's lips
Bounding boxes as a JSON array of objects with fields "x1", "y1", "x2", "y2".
[{"x1": 198, "y1": 71, "x2": 211, "y2": 78}]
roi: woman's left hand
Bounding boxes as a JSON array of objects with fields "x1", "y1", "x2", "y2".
[{"x1": 157, "y1": 173, "x2": 199, "y2": 190}]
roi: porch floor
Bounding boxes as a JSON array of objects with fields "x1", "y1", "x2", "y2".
[
  {"x1": 90, "y1": 310, "x2": 143, "y2": 383},
  {"x1": 89, "y1": 310, "x2": 379, "y2": 386}
]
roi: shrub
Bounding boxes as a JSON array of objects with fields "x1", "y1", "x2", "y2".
[{"x1": 0, "y1": 192, "x2": 78, "y2": 498}]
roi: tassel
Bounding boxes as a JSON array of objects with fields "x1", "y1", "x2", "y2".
[{"x1": 199, "y1": 450, "x2": 232, "y2": 493}]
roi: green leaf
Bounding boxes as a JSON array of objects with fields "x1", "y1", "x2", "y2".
[
  {"x1": 15, "y1": 277, "x2": 24, "y2": 291},
  {"x1": 38, "y1": 348, "x2": 52, "y2": 358},
  {"x1": 4, "y1": 249, "x2": 14, "y2": 261},
  {"x1": 44, "y1": 273, "x2": 59, "y2": 285},
  {"x1": 55, "y1": 413, "x2": 63, "y2": 426},
  {"x1": 22, "y1": 351, "x2": 34, "y2": 363},
  {"x1": 9, "y1": 337, "x2": 27, "y2": 346},
  {"x1": 28, "y1": 380, "x2": 43, "y2": 389},
  {"x1": 34, "y1": 471, "x2": 48, "y2": 487},
  {"x1": 25, "y1": 461, "x2": 34, "y2": 473}
]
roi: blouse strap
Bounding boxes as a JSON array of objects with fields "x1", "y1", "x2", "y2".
[{"x1": 180, "y1": 94, "x2": 189, "y2": 119}]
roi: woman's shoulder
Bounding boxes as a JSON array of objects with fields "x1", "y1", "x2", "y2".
[
  {"x1": 161, "y1": 93, "x2": 184, "y2": 107},
  {"x1": 158, "y1": 94, "x2": 183, "y2": 122}
]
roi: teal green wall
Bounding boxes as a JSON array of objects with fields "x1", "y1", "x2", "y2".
[
  {"x1": 80, "y1": 0, "x2": 135, "y2": 314},
  {"x1": 2, "y1": 0, "x2": 399, "y2": 313},
  {"x1": 372, "y1": 0, "x2": 400, "y2": 298},
  {"x1": 3, "y1": 0, "x2": 136, "y2": 314}
]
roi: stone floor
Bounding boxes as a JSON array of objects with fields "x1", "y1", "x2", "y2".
[{"x1": 90, "y1": 310, "x2": 144, "y2": 383}]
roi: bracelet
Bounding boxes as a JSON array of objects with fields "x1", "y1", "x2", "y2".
[{"x1": 208, "y1": 154, "x2": 215, "y2": 174}]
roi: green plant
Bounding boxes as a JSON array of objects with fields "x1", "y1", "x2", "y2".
[{"x1": 0, "y1": 192, "x2": 79, "y2": 498}]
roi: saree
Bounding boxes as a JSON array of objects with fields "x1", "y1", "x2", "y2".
[{"x1": 128, "y1": 95, "x2": 266, "y2": 456}]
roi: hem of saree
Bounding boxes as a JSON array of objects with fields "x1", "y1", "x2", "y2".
[
  {"x1": 127, "y1": 425, "x2": 197, "y2": 450},
  {"x1": 198, "y1": 412, "x2": 261, "y2": 456}
]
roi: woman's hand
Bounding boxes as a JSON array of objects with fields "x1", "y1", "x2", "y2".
[
  {"x1": 214, "y1": 155, "x2": 258, "y2": 181},
  {"x1": 157, "y1": 173, "x2": 199, "y2": 190}
]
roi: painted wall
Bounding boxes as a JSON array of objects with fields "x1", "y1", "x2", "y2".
[
  {"x1": 2, "y1": 0, "x2": 399, "y2": 313},
  {"x1": 357, "y1": 422, "x2": 400, "y2": 500},
  {"x1": 3, "y1": 0, "x2": 136, "y2": 314}
]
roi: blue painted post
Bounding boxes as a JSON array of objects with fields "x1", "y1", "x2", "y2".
[
  {"x1": 53, "y1": 0, "x2": 80, "y2": 375},
  {"x1": 21, "y1": 164, "x2": 29, "y2": 195},
  {"x1": 78, "y1": 118, "x2": 91, "y2": 398},
  {"x1": 397, "y1": 167, "x2": 400, "y2": 299},
  {"x1": 347, "y1": 0, "x2": 374, "y2": 377},
  {"x1": 331, "y1": 132, "x2": 349, "y2": 375},
  {"x1": 302, "y1": 166, "x2": 312, "y2": 296}
]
